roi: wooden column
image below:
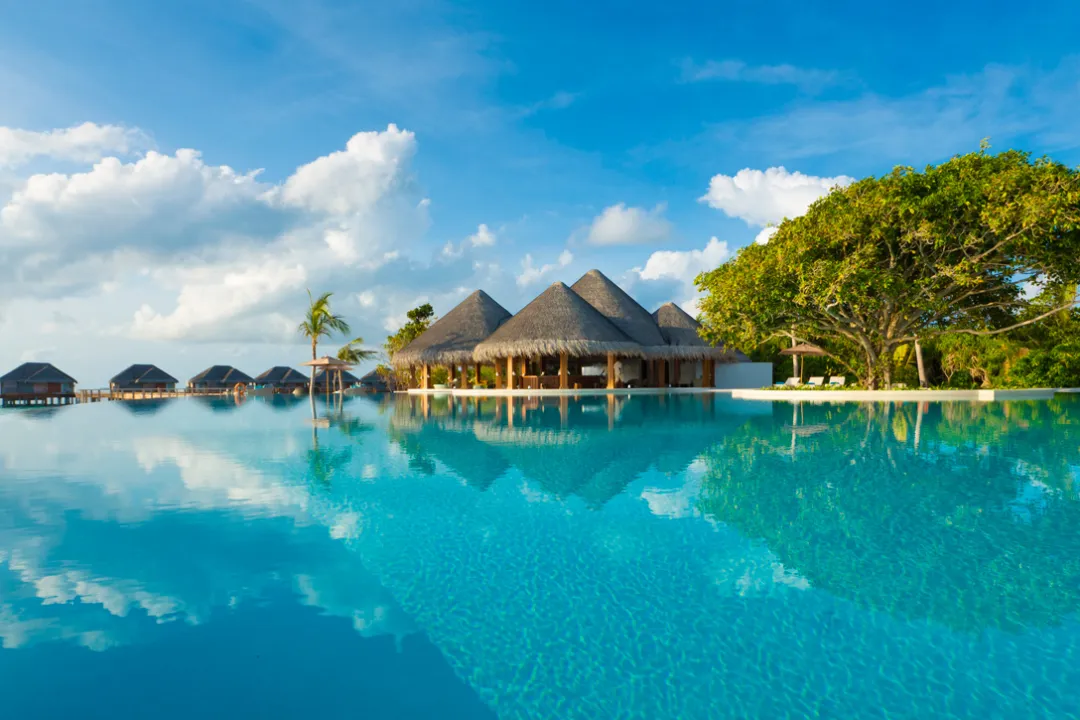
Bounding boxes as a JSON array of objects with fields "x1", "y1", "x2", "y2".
[
  {"x1": 673, "y1": 359, "x2": 681, "y2": 388},
  {"x1": 473, "y1": 363, "x2": 482, "y2": 388},
  {"x1": 519, "y1": 357, "x2": 527, "y2": 382},
  {"x1": 606, "y1": 353, "x2": 616, "y2": 390},
  {"x1": 448, "y1": 364, "x2": 456, "y2": 389},
  {"x1": 421, "y1": 364, "x2": 431, "y2": 390},
  {"x1": 559, "y1": 352, "x2": 569, "y2": 390},
  {"x1": 507, "y1": 355, "x2": 516, "y2": 390},
  {"x1": 703, "y1": 358, "x2": 714, "y2": 388},
  {"x1": 658, "y1": 359, "x2": 666, "y2": 387},
  {"x1": 494, "y1": 361, "x2": 503, "y2": 390}
]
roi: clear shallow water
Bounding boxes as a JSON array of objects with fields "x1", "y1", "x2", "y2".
[{"x1": 1, "y1": 393, "x2": 1079, "y2": 719}]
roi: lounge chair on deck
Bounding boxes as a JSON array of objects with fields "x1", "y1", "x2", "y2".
[
  {"x1": 829, "y1": 376, "x2": 846, "y2": 387},
  {"x1": 807, "y1": 376, "x2": 825, "y2": 387},
  {"x1": 774, "y1": 377, "x2": 800, "y2": 387}
]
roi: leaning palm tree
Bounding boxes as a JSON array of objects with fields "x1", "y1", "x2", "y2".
[
  {"x1": 334, "y1": 337, "x2": 379, "y2": 395},
  {"x1": 298, "y1": 290, "x2": 351, "y2": 398},
  {"x1": 337, "y1": 337, "x2": 379, "y2": 364}
]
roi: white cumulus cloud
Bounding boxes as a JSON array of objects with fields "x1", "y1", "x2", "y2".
[
  {"x1": 0, "y1": 122, "x2": 149, "y2": 168},
  {"x1": 699, "y1": 167, "x2": 853, "y2": 228},
  {"x1": 517, "y1": 249, "x2": 573, "y2": 287},
  {"x1": 280, "y1": 124, "x2": 416, "y2": 215},
  {"x1": 631, "y1": 237, "x2": 731, "y2": 312},
  {"x1": 586, "y1": 203, "x2": 672, "y2": 246}
]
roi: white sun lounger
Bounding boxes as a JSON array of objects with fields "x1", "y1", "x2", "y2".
[
  {"x1": 829, "y1": 376, "x2": 846, "y2": 387},
  {"x1": 807, "y1": 376, "x2": 825, "y2": 387}
]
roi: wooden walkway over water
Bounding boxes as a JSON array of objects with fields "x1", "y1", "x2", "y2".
[{"x1": 1, "y1": 388, "x2": 229, "y2": 407}]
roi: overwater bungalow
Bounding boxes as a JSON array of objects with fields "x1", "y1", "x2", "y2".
[
  {"x1": 358, "y1": 369, "x2": 390, "y2": 392},
  {"x1": 109, "y1": 364, "x2": 178, "y2": 392},
  {"x1": 474, "y1": 281, "x2": 643, "y2": 390},
  {"x1": 652, "y1": 302, "x2": 742, "y2": 387},
  {"x1": 313, "y1": 368, "x2": 361, "y2": 391},
  {"x1": 0, "y1": 362, "x2": 78, "y2": 406},
  {"x1": 393, "y1": 289, "x2": 512, "y2": 389},
  {"x1": 253, "y1": 366, "x2": 309, "y2": 393},
  {"x1": 188, "y1": 365, "x2": 254, "y2": 391}
]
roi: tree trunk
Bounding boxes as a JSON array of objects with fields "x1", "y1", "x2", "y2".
[
  {"x1": 915, "y1": 338, "x2": 928, "y2": 388},
  {"x1": 309, "y1": 341, "x2": 317, "y2": 397}
]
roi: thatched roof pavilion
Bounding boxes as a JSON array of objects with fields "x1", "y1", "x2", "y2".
[
  {"x1": 474, "y1": 282, "x2": 642, "y2": 362},
  {"x1": 570, "y1": 270, "x2": 670, "y2": 358},
  {"x1": 652, "y1": 302, "x2": 743, "y2": 360},
  {"x1": 394, "y1": 290, "x2": 511, "y2": 370}
]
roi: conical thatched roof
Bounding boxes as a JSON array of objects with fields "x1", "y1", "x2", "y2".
[
  {"x1": 394, "y1": 290, "x2": 511, "y2": 368},
  {"x1": 652, "y1": 302, "x2": 741, "y2": 360},
  {"x1": 474, "y1": 282, "x2": 643, "y2": 361},
  {"x1": 570, "y1": 270, "x2": 670, "y2": 358}
]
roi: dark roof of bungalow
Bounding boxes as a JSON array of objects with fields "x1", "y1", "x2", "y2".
[
  {"x1": 254, "y1": 366, "x2": 309, "y2": 385},
  {"x1": 188, "y1": 365, "x2": 254, "y2": 385},
  {"x1": 651, "y1": 303, "x2": 747, "y2": 361},
  {"x1": 393, "y1": 290, "x2": 512, "y2": 368},
  {"x1": 359, "y1": 369, "x2": 388, "y2": 386},
  {"x1": 570, "y1": 270, "x2": 671, "y2": 358},
  {"x1": 110, "y1": 364, "x2": 178, "y2": 386},
  {"x1": 0, "y1": 362, "x2": 77, "y2": 384},
  {"x1": 474, "y1": 282, "x2": 643, "y2": 362},
  {"x1": 313, "y1": 368, "x2": 361, "y2": 386}
]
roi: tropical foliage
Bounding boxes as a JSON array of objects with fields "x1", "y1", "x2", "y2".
[
  {"x1": 383, "y1": 303, "x2": 436, "y2": 387},
  {"x1": 337, "y1": 337, "x2": 378, "y2": 365},
  {"x1": 298, "y1": 290, "x2": 351, "y2": 394},
  {"x1": 697, "y1": 147, "x2": 1080, "y2": 388}
]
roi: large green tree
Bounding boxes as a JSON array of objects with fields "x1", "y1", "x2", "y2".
[{"x1": 697, "y1": 147, "x2": 1080, "y2": 388}]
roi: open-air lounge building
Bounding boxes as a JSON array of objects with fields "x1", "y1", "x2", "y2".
[
  {"x1": 0, "y1": 362, "x2": 78, "y2": 406},
  {"x1": 188, "y1": 365, "x2": 254, "y2": 391},
  {"x1": 253, "y1": 366, "x2": 309, "y2": 393},
  {"x1": 392, "y1": 269, "x2": 745, "y2": 391},
  {"x1": 110, "y1": 364, "x2": 179, "y2": 392}
]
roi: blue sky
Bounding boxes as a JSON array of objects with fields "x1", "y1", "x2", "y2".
[{"x1": 2, "y1": 0, "x2": 1079, "y2": 385}]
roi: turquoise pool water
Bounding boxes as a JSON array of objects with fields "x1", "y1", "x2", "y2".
[{"x1": 1, "y1": 393, "x2": 1078, "y2": 719}]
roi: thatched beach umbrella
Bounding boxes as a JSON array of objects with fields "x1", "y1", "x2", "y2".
[
  {"x1": 301, "y1": 356, "x2": 354, "y2": 395},
  {"x1": 393, "y1": 289, "x2": 511, "y2": 389},
  {"x1": 779, "y1": 342, "x2": 826, "y2": 383},
  {"x1": 474, "y1": 281, "x2": 642, "y2": 389}
]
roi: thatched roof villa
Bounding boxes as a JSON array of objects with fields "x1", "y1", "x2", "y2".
[
  {"x1": 313, "y1": 368, "x2": 361, "y2": 389},
  {"x1": 474, "y1": 281, "x2": 643, "y2": 390},
  {"x1": 0, "y1": 362, "x2": 78, "y2": 406},
  {"x1": 253, "y1": 366, "x2": 309, "y2": 391},
  {"x1": 391, "y1": 269, "x2": 745, "y2": 391},
  {"x1": 188, "y1": 365, "x2": 254, "y2": 390},
  {"x1": 110, "y1": 364, "x2": 179, "y2": 391}
]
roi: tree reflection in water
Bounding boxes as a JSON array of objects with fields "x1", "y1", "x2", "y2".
[{"x1": 698, "y1": 397, "x2": 1080, "y2": 633}]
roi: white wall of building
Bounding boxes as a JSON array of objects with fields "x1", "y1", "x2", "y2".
[{"x1": 714, "y1": 362, "x2": 773, "y2": 389}]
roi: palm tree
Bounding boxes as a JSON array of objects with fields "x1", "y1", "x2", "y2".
[
  {"x1": 298, "y1": 290, "x2": 351, "y2": 398},
  {"x1": 335, "y1": 337, "x2": 379, "y2": 395},
  {"x1": 337, "y1": 337, "x2": 378, "y2": 364}
]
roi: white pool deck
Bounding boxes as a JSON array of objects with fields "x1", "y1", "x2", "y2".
[{"x1": 404, "y1": 387, "x2": 1071, "y2": 402}]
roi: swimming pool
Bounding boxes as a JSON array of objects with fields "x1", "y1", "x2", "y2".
[{"x1": 1, "y1": 393, "x2": 1078, "y2": 718}]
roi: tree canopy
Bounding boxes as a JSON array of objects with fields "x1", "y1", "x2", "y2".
[
  {"x1": 697, "y1": 148, "x2": 1080, "y2": 387},
  {"x1": 384, "y1": 303, "x2": 436, "y2": 386}
]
